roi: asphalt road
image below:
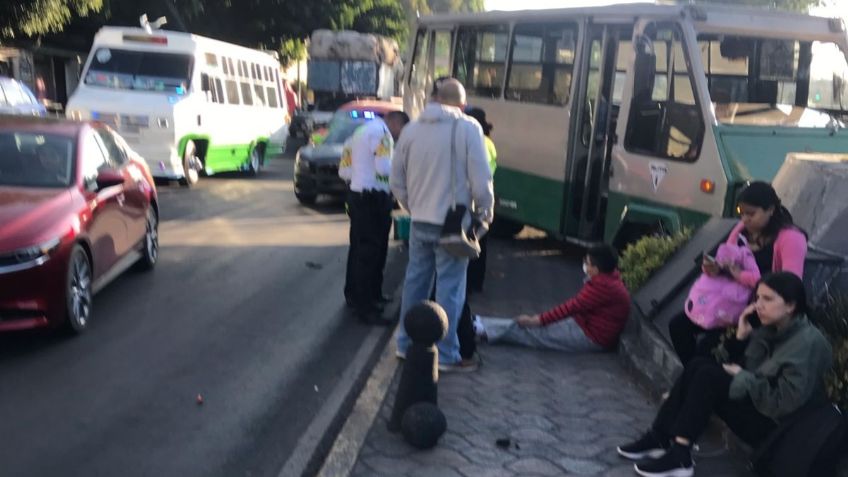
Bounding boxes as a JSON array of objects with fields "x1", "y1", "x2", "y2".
[{"x1": 0, "y1": 144, "x2": 400, "y2": 477}]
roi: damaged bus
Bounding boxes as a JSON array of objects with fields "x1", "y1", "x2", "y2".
[{"x1": 404, "y1": 4, "x2": 848, "y2": 245}]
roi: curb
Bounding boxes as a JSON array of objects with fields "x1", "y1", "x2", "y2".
[
  {"x1": 275, "y1": 246, "x2": 405, "y2": 477},
  {"x1": 316, "y1": 332, "x2": 399, "y2": 477}
]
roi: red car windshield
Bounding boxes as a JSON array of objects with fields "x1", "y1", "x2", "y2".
[{"x1": 0, "y1": 131, "x2": 75, "y2": 188}]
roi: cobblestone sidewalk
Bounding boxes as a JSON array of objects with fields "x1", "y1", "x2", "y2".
[{"x1": 348, "y1": 235, "x2": 751, "y2": 477}]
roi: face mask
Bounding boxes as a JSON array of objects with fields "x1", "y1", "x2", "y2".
[{"x1": 582, "y1": 262, "x2": 589, "y2": 276}]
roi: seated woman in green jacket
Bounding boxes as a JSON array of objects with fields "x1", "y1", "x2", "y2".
[{"x1": 617, "y1": 272, "x2": 832, "y2": 477}]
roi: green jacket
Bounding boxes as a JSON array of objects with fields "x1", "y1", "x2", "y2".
[{"x1": 729, "y1": 315, "x2": 833, "y2": 420}]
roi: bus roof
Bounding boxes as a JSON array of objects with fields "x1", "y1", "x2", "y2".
[
  {"x1": 92, "y1": 26, "x2": 279, "y2": 64},
  {"x1": 418, "y1": 3, "x2": 845, "y2": 43}
]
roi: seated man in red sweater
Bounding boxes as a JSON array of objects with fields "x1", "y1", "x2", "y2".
[{"x1": 478, "y1": 245, "x2": 631, "y2": 352}]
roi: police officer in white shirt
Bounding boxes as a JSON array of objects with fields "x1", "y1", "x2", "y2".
[{"x1": 339, "y1": 110, "x2": 409, "y2": 324}]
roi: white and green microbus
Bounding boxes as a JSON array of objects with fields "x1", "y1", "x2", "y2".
[
  {"x1": 67, "y1": 26, "x2": 290, "y2": 186},
  {"x1": 404, "y1": 4, "x2": 848, "y2": 246}
]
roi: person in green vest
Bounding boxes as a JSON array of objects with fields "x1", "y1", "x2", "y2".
[{"x1": 465, "y1": 106, "x2": 496, "y2": 293}]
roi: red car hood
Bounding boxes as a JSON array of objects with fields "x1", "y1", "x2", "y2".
[{"x1": 0, "y1": 186, "x2": 75, "y2": 252}]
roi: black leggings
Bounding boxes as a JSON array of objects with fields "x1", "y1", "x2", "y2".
[
  {"x1": 653, "y1": 357, "x2": 776, "y2": 446},
  {"x1": 669, "y1": 312, "x2": 726, "y2": 366}
]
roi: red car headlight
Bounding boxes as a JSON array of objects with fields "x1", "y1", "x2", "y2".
[{"x1": 0, "y1": 238, "x2": 62, "y2": 273}]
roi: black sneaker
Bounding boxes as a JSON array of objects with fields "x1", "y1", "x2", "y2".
[
  {"x1": 617, "y1": 430, "x2": 669, "y2": 460},
  {"x1": 633, "y1": 443, "x2": 694, "y2": 477}
]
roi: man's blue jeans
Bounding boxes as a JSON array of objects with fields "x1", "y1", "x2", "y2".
[{"x1": 396, "y1": 221, "x2": 468, "y2": 364}]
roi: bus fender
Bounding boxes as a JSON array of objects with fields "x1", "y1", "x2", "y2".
[
  {"x1": 178, "y1": 134, "x2": 211, "y2": 159},
  {"x1": 611, "y1": 203, "x2": 683, "y2": 246}
]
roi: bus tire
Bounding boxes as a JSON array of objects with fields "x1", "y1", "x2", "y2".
[
  {"x1": 248, "y1": 145, "x2": 263, "y2": 176},
  {"x1": 180, "y1": 141, "x2": 200, "y2": 187},
  {"x1": 489, "y1": 216, "x2": 524, "y2": 238}
]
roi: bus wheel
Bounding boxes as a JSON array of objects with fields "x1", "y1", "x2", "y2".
[
  {"x1": 180, "y1": 141, "x2": 200, "y2": 187},
  {"x1": 248, "y1": 146, "x2": 263, "y2": 176},
  {"x1": 489, "y1": 216, "x2": 524, "y2": 238}
]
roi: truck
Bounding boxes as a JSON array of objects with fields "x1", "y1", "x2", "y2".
[{"x1": 292, "y1": 30, "x2": 403, "y2": 139}]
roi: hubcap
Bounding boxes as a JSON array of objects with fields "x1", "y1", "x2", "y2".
[
  {"x1": 146, "y1": 212, "x2": 159, "y2": 262},
  {"x1": 251, "y1": 149, "x2": 260, "y2": 171},
  {"x1": 70, "y1": 253, "x2": 91, "y2": 327},
  {"x1": 186, "y1": 158, "x2": 200, "y2": 183}
]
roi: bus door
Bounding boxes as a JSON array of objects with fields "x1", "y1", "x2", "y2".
[{"x1": 567, "y1": 22, "x2": 631, "y2": 241}]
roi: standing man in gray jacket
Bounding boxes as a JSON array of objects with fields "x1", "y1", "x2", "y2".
[{"x1": 390, "y1": 78, "x2": 494, "y2": 372}]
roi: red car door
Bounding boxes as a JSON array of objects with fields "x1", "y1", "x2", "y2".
[
  {"x1": 79, "y1": 129, "x2": 128, "y2": 280},
  {"x1": 94, "y1": 127, "x2": 148, "y2": 246}
]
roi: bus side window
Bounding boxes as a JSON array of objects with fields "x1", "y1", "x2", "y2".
[
  {"x1": 214, "y1": 79, "x2": 224, "y2": 104},
  {"x1": 240, "y1": 81, "x2": 254, "y2": 106},
  {"x1": 201, "y1": 73, "x2": 215, "y2": 102},
  {"x1": 454, "y1": 25, "x2": 509, "y2": 99},
  {"x1": 254, "y1": 82, "x2": 266, "y2": 107},
  {"x1": 225, "y1": 79, "x2": 240, "y2": 105},
  {"x1": 624, "y1": 23, "x2": 704, "y2": 161},
  {"x1": 506, "y1": 23, "x2": 576, "y2": 106}
]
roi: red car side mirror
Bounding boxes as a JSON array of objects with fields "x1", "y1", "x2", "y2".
[{"x1": 95, "y1": 169, "x2": 124, "y2": 190}]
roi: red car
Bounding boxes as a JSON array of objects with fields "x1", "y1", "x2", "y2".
[{"x1": 0, "y1": 115, "x2": 159, "y2": 333}]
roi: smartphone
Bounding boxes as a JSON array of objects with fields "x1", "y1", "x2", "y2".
[
  {"x1": 703, "y1": 252, "x2": 717, "y2": 264},
  {"x1": 748, "y1": 311, "x2": 762, "y2": 329}
]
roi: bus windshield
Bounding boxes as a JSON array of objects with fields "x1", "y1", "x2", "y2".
[
  {"x1": 697, "y1": 34, "x2": 848, "y2": 127},
  {"x1": 84, "y1": 48, "x2": 193, "y2": 94}
]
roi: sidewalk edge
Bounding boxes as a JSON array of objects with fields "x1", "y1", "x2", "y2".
[{"x1": 316, "y1": 328, "x2": 399, "y2": 477}]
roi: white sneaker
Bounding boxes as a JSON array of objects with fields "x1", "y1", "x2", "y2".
[
  {"x1": 395, "y1": 350, "x2": 406, "y2": 360},
  {"x1": 472, "y1": 314, "x2": 487, "y2": 340}
]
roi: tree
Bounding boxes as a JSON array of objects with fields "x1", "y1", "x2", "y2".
[{"x1": 0, "y1": 0, "x2": 103, "y2": 39}]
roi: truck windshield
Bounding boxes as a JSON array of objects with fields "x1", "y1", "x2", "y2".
[
  {"x1": 698, "y1": 35, "x2": 848, "y2": 127},
  {"x1": 84, "y1": 48, "x2": 193, "y2": 94}
]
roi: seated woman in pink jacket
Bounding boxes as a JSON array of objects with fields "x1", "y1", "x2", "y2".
[{"x1": 670, "y1": 181, "x2": 808, "y2": 365}]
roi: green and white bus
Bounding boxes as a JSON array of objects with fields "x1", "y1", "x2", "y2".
[
  {"x1": 67, "y1": 25, "x2": 290, "y2": 186},
  {"x1": 404, "y1": 4, "x2": 848, "y2": 245}
]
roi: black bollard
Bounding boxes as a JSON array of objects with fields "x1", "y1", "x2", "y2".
[
  {"x1": 388, "y1": 301, "x2": 448, "y2": 433},
  {"x1": 401, "y1": 402, "x2": 447, "y2": 449}
]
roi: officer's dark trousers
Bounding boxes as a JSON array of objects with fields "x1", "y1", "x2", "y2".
[
  {"x1": 344, "y1": 189, "x2": 393, "y2": 311},
  {"x1": 652, "y1": 357, "x2": 776, "y2": 446}
]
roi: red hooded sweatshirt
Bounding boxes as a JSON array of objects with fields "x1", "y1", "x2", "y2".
[{"x1": 539, "y1": 270, "x2": 631, "y2": 349}]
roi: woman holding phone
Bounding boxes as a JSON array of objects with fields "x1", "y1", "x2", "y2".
[
  {"x1": 619, "y1": 272, "x2": 832, "y2": 477},
  {"x1": 669, "y1": 181, "x2": 808, "y2": 365}
]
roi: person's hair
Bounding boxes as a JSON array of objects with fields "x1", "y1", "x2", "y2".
[
  {"x1": 758, "y1": 272, "x2": 808, "y2": 316},
  {"x1": 737, "y1": 181, "x2": 805, "y2": 241},
  {"x1": 436, "y1": 79, "x2": 465, "y2": 106},
  {"x1": 385, "y1": 110, "x2": 410, "y2": 125},
  {"x1": 587, "y1": 245, "x2": 619, "y2": 274},
  {"x1": 431, "y1": 76, "x2": 450, "y2": 98},
  {"x1": 465, "y1": 106, "x2": 492, "y2": 136}
]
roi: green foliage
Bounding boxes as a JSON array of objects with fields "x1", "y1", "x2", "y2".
[
  {"x1": 0, "y1": 0, "x2": 103, "y2": 38},
  {"x1": 620, "y1": 229, "x2": 692, "y2": 291},
  {"x1": 809, "y1": 292, "x2": 848, "y2": 408},
  {"x1": 279, "y1": 38, "x2": 307, "y2": 68}
]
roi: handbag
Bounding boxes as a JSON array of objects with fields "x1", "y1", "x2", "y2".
[{"x1": 439, "y1": 119, "x2": 482, "y2": 259}]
